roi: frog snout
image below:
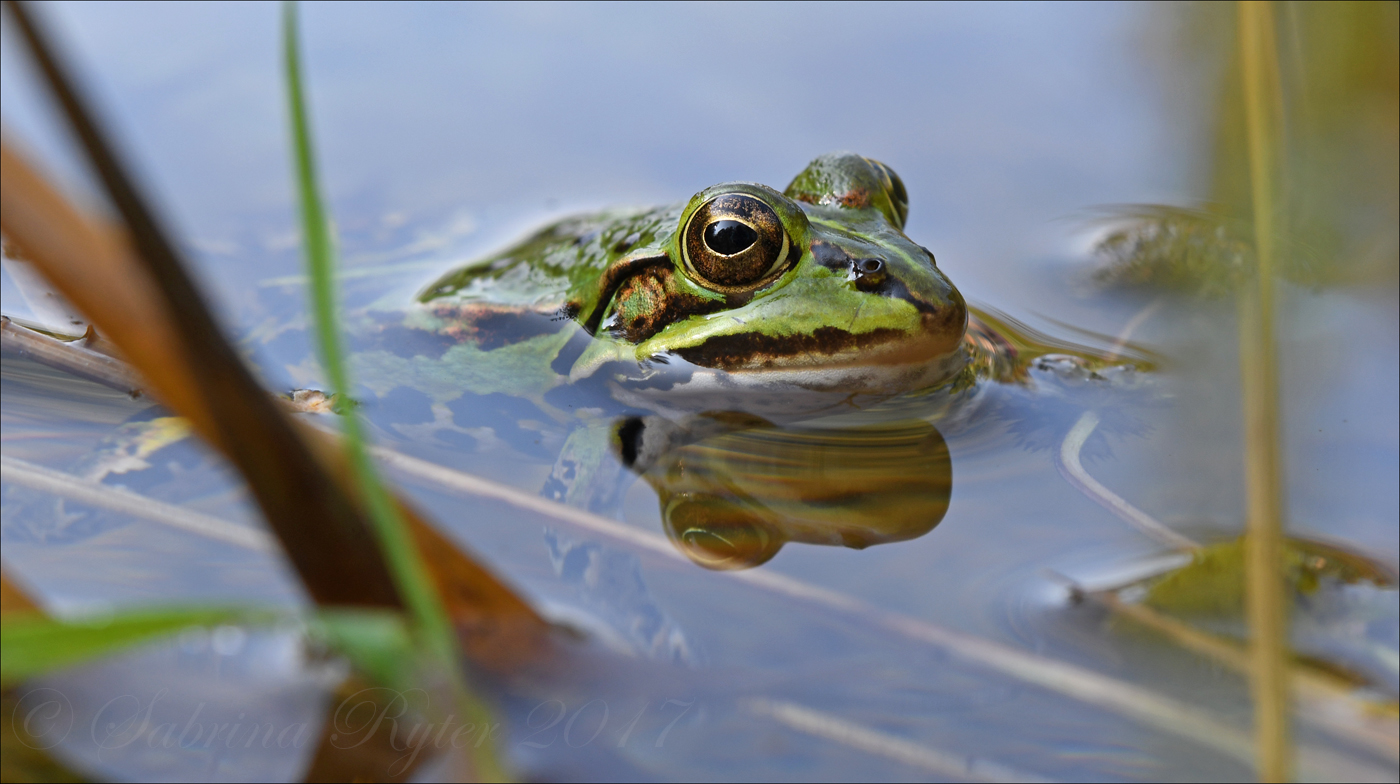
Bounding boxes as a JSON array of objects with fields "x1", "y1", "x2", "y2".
[
  {"x1": 922, "y1": 285, "x2": 968, "y2": 355},
  {"x1": 853, "y1": 258, "x2": 968, "y2": 357}
]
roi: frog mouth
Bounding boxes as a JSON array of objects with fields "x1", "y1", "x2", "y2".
[
  {"x1": 570, "y1": 270, "x2": 968, "y2": 397},
  {"x1": 674, "y1": 324, "x2": 922, "y2": 372},
  {"x1": 671, "y1": 304, "x2": 965, "y2": 373},
  {"x1": 606, "y1": 340, "x2": 968, "y2": 414}
]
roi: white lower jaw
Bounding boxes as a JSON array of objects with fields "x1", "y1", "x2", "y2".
[{"x1": 603, "y1": 350, "x2": 967, "y2": 421}]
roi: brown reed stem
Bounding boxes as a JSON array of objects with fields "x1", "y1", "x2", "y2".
[{"x1": 1237, "y1": 1, "x2": 1291, "y2": 780}]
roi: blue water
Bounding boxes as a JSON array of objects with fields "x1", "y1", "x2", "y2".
[{"x1": 2, "y1": 3, "x2": 1395, "y2": 781}]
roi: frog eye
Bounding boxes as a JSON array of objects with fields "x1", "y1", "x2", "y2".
[{"x1": 682, "y1": 193, "x2": 792, "y2": 291}]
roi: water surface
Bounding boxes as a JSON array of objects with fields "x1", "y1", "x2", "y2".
[{"x1": 2, "y1": 3, "x2": 1395, "y2": 781}]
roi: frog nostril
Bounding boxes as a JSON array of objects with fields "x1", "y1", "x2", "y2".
[{"x1": 852, "y1": 258, "x2": 888, "y2": 292}]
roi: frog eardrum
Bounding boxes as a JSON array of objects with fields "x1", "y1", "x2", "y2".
[{"x1": 680, "y1": 193, "x2": 793, "y2": 292}]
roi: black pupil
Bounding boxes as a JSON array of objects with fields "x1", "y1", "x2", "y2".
[{"x1": 704, "y1": 220, "x2": 758, "y2": 255}]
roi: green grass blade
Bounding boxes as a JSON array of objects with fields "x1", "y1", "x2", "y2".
[
  {"x1": 281, "y1": 4, "x2": 506, "y2": 779},
  {"x1": 309, "y1": 608, "x2": 414, "y2": 691},
  {"x1": 281, "y1": 0, "x2": 448, "y2": 665},
  {"x1": 1, "y1": 608, "x2": 248, "y2": 687}
]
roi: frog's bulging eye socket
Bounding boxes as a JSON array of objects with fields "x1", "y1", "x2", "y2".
[
  {"x1": 865, "y1": 158, "x2": 910, "y2": 229},
  {"x1": 682, "y1": 193, "x2": 792, "y2": 292}
]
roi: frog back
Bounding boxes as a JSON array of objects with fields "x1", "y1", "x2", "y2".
[{"x1": 418, "y1": 204, "x2": 683, "y2": 319}]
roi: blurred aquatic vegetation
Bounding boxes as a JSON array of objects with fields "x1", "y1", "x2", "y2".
[
  {"x1": 0, "y1": 1, "x2": 557, "y2": 779},
  {"x1": 1087, "y1": 3, "x2": 1399, "y2": 779},
  {"x1": 1091, "y1": 205, "x2": 1256, "y2": 297},
  {"x1": 1073, "y1": 563, "x2": 1400, "y2": 766},
  {"x1": 1102, "y1": 535, "x2": 1400, "y2": 721},
  {"x1": 1131, "y1": 537, "x2": 1400, "y2": 698},
  {"x1": 960, "y1": 304, "x2": 1158, "y2": 383},
  {"x1": 281, "y1": 2, "x2": 512, "y2": 776},
  {"x1": 1143, "y1": 537, "x2": 1397, "y2": 619},
  {"x1": 1, "y1": 2, "x2": 1395, "y2": 781},
  {"x1": 1094, "y1": 0, "x2": 1399, "y2": 295},
  {"x1": 1, "y1": 605, "x2": 251, "y2": 688}
]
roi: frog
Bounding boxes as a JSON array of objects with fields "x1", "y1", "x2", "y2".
[
  {"x1": 350, "y1": 153, "x2": 1002, "y2": 422},
  {"x1": 1, "y1": 152, "x2": 1120, "y2": 569},
  {"x1": 335, "y1": 152, "x2": 1130, "y2": 569}
]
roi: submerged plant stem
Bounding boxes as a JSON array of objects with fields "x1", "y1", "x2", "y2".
[
  {"x1": 1057, "y1": 411, "x2": 1199, "y2": 551},
  {"x1": 1238, "y1": 1, "x2": 1290, "y2": 781},
  {"x1": 1, "y1": 455, "x2": 274, "y2": 551}
]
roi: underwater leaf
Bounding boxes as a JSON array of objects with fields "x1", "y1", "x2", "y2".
[{"x1": 1143, "y1": 536, "x2": 1395, "y2": 617}]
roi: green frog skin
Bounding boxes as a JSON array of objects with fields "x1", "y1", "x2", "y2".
[{"x1": 402, "y1": 152, "x2": 970, "y2": 416}]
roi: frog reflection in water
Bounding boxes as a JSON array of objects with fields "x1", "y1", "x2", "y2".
[{"x1": 359, "y1": 153, "x2": 1075, "y2": 568}]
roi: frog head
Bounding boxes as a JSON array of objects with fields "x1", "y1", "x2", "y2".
[{"x1": 577, "y1": 153, "x2": 968, "y2": 403}]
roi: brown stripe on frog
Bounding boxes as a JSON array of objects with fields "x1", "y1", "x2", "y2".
[
  {"x1": 674, "y1": 325, "x2": 907, "y2": 371},
  {"x1": 603, "y1": 264, "x2": 727, "y2": 343}
]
